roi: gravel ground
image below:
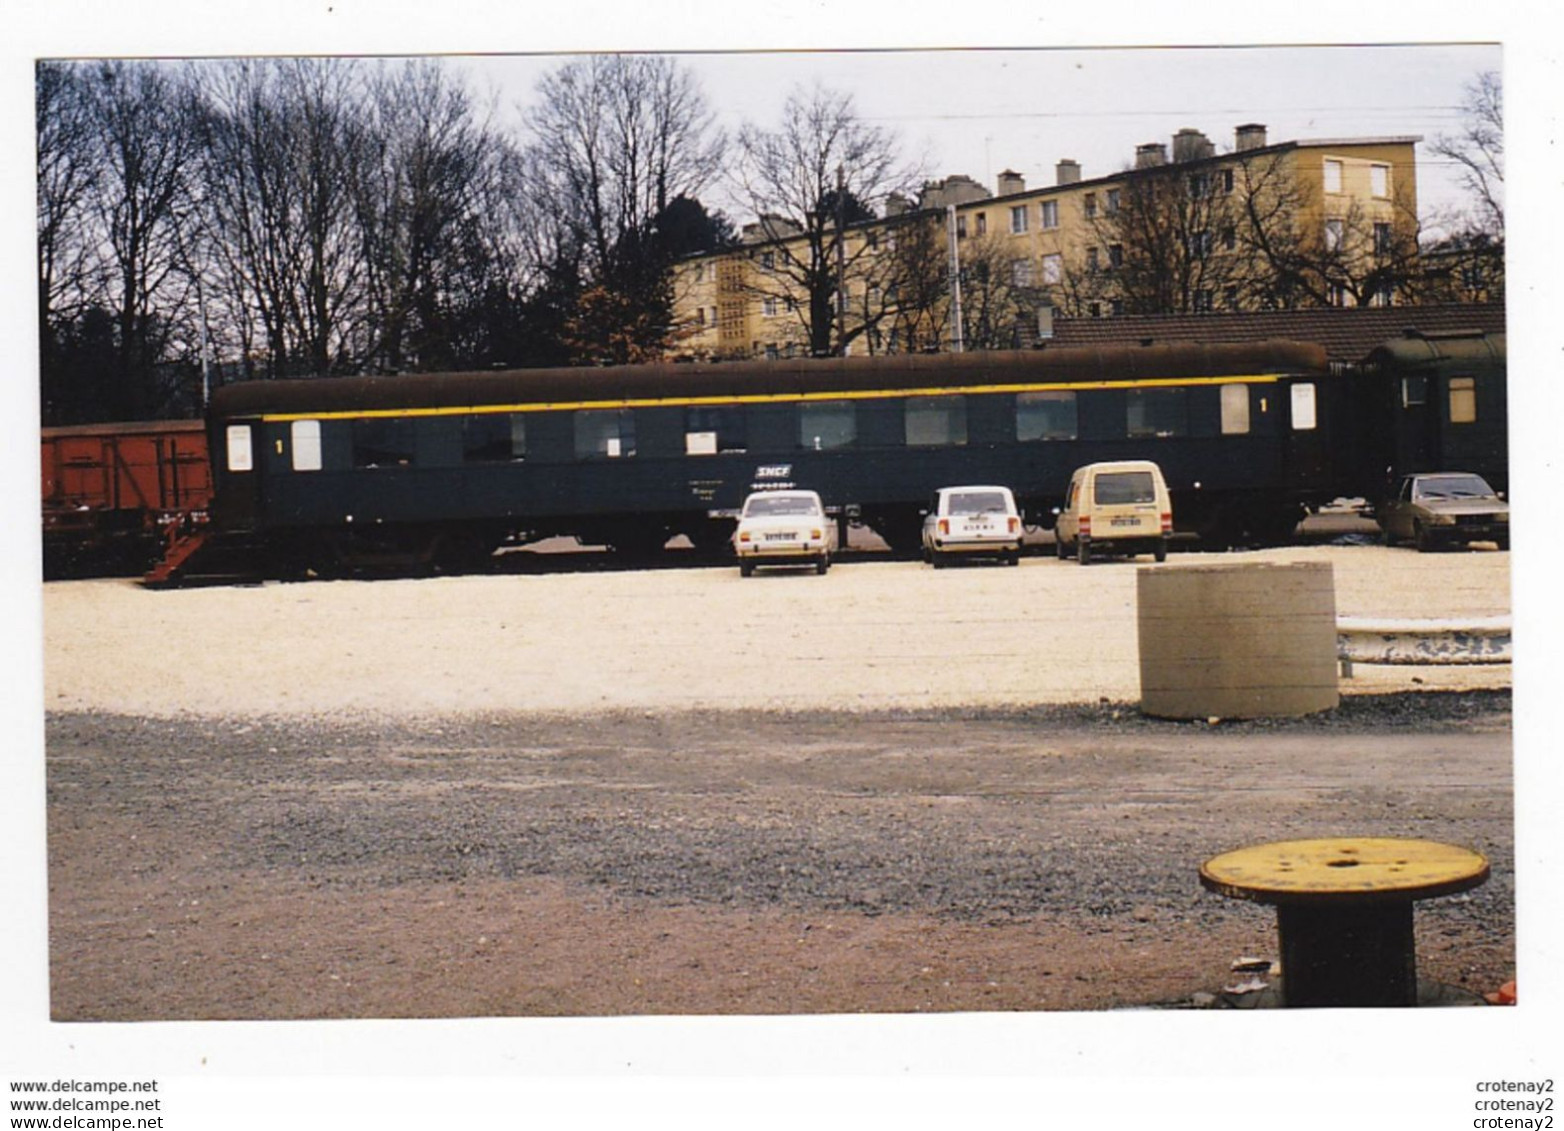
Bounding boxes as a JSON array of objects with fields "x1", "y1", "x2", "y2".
[{"x1": 41, "y1": 543, "x2": 1516, "y2": 1018}]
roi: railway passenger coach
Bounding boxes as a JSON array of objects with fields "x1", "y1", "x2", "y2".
[{"x1": 204, "y1": 340, "x2": 1341, "y2": 572}]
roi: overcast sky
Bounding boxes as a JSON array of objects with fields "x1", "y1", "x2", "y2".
[{"x1": 457, "y1": 43, "x2": 1501, "y2": 234}]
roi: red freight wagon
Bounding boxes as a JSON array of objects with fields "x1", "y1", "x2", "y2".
[{"x1": 42, "y1": 419, "x2": 212, "y2": 576}]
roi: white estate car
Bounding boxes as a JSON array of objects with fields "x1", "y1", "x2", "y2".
[
  {"x1": 921, "y1": 485, "x2": 1023, "y2": 567},
  {"x1": 733, "y1": 489, "x2": 835, "y2": 576}
]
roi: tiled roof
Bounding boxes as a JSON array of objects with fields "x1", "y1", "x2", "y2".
[{"x1": 1050, "y1": 304, "x2": 1505, "y2": 364}]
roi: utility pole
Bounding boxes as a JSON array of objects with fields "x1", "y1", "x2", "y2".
[
  {"x1": 947, "y1": 205, "x2": 965, "y2": 353},
  {"x1": 835, "y1": 164, "x2": 848, "y2": 356}
]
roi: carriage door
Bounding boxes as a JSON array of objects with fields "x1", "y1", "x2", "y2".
[
  {"x1": 1283, "y1": 379, "x2": 1328, "y2": 490},
  {"x1": 216, "y1": 420, "x2": 264, "y2": 528},
  {"x1": 1395, "y1": 373, "x2": 1438, "y2": 474}
]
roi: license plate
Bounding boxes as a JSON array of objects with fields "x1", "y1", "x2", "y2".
[
  {"x1": 765, "y1": 531, "x2": 796, "y2": 542},
  {"x1": 1110, "y1": 517, "x2": 1141, "y2": 527}
]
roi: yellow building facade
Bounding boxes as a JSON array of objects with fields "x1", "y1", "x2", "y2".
[{"x1": 668, "y1": 125, "x2": 1420, "y2": 361}]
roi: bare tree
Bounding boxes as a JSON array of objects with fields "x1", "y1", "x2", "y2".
[
  {"x1": 78, "y1": 60, "x2": 204, "y2": 418},
  {"x1": 194, "y1": 58, "x2": 373, "y2": 379},
  {"x1": 1432, "y1": 70, "x2": 1504, "y2": 239},
  {"x1": 732, "y1": 83, "x2": 922, "y2": 356},
  {"x1": 36, "y1": 61, "x2": 100, "y2": 381},
  {"x1": 355, "y1": 60, "x2": 511, "y2": 373},
  {"x1": 522, "y1": 54, "x2": 724, "y2": 363}
]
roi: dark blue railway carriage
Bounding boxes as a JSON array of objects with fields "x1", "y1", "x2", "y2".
[
  {"x1": 205, "y1": 340, "x2": 1338, "y2": 571},
  {"x1": 1353, "y1": 330, "x2": 1508, "y2": 500}
]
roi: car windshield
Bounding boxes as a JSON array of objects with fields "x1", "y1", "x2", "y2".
[
  {"x1": 1094, "y1": 472, "x2": 1156, "y2": 505},
  {"x1": 948, "y1": 490, "x2": 1009, "y2": 515},
  {"x1": 1414, "y1": 475, "x2": 1495, "y2": 501},
  {"x1": 744, "y1": 494, "x2": 821, "y2": 518}
]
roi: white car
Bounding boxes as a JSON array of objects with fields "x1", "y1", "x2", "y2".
[
  {"x1": 733, "y1": 490, "x2": 835, "y2": 576},
  {"x1": 921, "y1": 485, "x2": 1023, "y2": 567}
]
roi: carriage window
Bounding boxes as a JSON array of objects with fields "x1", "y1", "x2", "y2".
[
  {"x1": 1016, "y1": 391, "x2": 1077, "y2": 440},
  {"x1": 1126, "y1": 388, "x2": 1188, "y2": 438},
  {"x1": 351, "y1": 417, "x2": 414, "y2": 467},
  {"x1": 574, "y1": 409, "x2": 636, "y2": 459},
  {"x1": 226, "y1": 424, "x2": 253, "y2": 472},
  {"x1": 1220, "y1": 384, "x2": 1251, "y2": 434},
  {"x1": 1449, "y1": 376, "x2": 1477, "y2": 424},
  {"x1": 685, "y1": 406, "x2": 747, "y2": 455},
  {"x1": 463, "y1": 413, "x2": 526, "y2": 462},
  {"x1": 798, "y1": 401, "x2": 856, "y2": 450},
  {"x1": 1291, "y1": 383, "x2": 1318, "y2": 431},
  {"x1": 1401, "y1": 376, "x2": 1427, "y2": 407},
  {"x1": 905, "y1": 395, "x2": 967, "y2": 446},
  {"x1": 291, "y1": 419, "x2": 322, "y2": 471}
]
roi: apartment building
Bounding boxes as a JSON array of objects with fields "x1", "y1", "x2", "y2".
[{"x1": 668, "y1": 124, "x2": 1420, "y2": 361}]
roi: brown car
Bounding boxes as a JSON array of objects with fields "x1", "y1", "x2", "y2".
[{"x1": 1377, "y1": 472, "x2": 1509, "y2": 552}]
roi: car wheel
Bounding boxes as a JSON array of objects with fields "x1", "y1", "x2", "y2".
[
  {"x1": 1077, "y1": 537, "x2": 1091, "y2": 565},
  {"x1": 816, "y1": 556, "x2": 830, "y2": 575},
  {"x1": 1496, "y1": 534, "x2": 1511, "y2": 552},
  {"x1": 1055, "y1": 534, "x2": 1069, "y2": 560},
  {"x1": 1414, "y1": 522, "x2": 1434, "y2": 553},
  {"x1": 1154, "y1": 537, "x2": 1168, "y2": 563},
  {"x1": 1007, "y1": 551, "x2": 1021, "y2": 567},
  {"x1": 740, "y1": 560, "x2": 754, "y2": 577},
  {"x1": 931, "y1": 551, "x2": 946, "y2": 569}
]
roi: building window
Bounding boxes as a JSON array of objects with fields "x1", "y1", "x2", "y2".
[
  {"x1": 1222, "y1": 225, "x2": 1236, "y2": 251},
  {"x1": 904, "y1": 395, "x2": 968, "y2": 446},
  {"x1": 351, "y1": 417, "x2": 414, "y2": 468},
  {"x1": 1222, "y1": 168, "x2": 1235, "y2": 194},
  {"x1": 956, "y1": 214, "x2": 967, "y2": 238},
  {"x1": 1291, "y1": 383, "x2": 1318, "y2": 431},
  {"x1": 1449, "y1": 376, "x2": 1477, "y2": 424},
  {"x1": 1040, "y1": 199, "x2": 1059, "y2": 229},
  {"x1": 1110, "y1": 298, "x2": 1125, "y2": 316},
  {"x1": 1010, "y1": 258, "x2": 1033, "y2": 287},
  {"x1": 1086, "y1": 247, "x2": 1100, "y2": 272},
  {"x1": 1010, "y1": 205, "x2": 1029, "y2": 233},
  {"x1": 976, "y1": 212, "x2": 987, "y2": 235},
  {"x1": 226, "y1": 424, "x2": 254, "y2": 472},
  {"x1": 1041, "y1": 253, "x2": 1063, "y2": 285},
  {"x1": 1374, "y1": 222, "x2": 1393, "y2": 255},
  {"x1": 1327, "y1": 282, "x2": 1347, "y2": 307},
  {"x1": 463, "y1": 413, "x2": 526, "y2": 463},
  {"x1": 1323, "y1": 159, "x2": 1344, "y2": 194},
  {"x1": 1324, "y1": 219, "x2": 1344, "y2": 252},
  {"x1": 1194, "y1": 289, "x2": 1213, "y2": 313},
  {"x1": 1106, "y1": 188, "x2": 1121, "y2": 214},
  {"x1": 1036, "y1": 305, "x2": 1055, "y2": 340},
  {"x1": 1371, "y1": 163, "x2": 1390, "y2": 198},
  {"x1": 1189, "y1": 230, "x2": 1211, "y2": 258},
  {"x1": 1089, "y1": 301, "x2": 1103, "y2": 318},
  {"x1": 799, "y1": 400, "x2": 856, "y2": 450},
  {"x1": 1084, "y1": 193, "x2": 1097, "y2": 218},
  {"x1": 760, "y1": 251, "x2": 775, "y2": 269},
  {"x1": 762, "y1": 297, "x2": 778, "y2": 318},
  {"x1": 1126, "y1": 388, "x2": 1188, "y2": 438},
  {"x1": 1188, "y1": 173, "x2": 1209, "y2": 198},
  {"x1": 1224, "y1": 285, "x2": 1239, "y2": 310},
  {"x1": 574, "y1": 409, "x2": 636, "y2": 459},
  {"x1": 1220, "y1": 384, "x2": 1250, "y2": 434},
  {"x1": 1108, "y1": 243, "x2": 1124, "y2": 268},
  {"x1": 1016, "y1": 390, "x2": 1077, "y2": 441}
]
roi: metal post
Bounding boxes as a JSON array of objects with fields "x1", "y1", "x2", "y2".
[{"x1": 947, "y1": 205, "x2": 965, "y2": 353}]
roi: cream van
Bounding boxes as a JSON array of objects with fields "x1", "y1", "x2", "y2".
[{"x1": 1054, "y1": 460, "x2": 1172, "y2": 564}]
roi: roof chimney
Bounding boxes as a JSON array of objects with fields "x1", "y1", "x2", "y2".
[
  {"x1": 1235, "y1": 123, "x2": 1268, "y2": 152},
  {"x1": 996, "y1": 169, "x2": 1026, "y2": 196},
  {"x1": 1135, "y1": 143, "x2": 1167, "y2": 168},
  {"x1": 1055, "y1": 158, "x2": 1081, "y2": 186},
  {"x1": 1172, "y1": 128, "x2": 1214, "y2": 163}
]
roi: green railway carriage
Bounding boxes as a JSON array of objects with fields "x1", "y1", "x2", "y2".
[{"x1": 205, "y1": 341, "x2": 1345, "y2": 571}]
